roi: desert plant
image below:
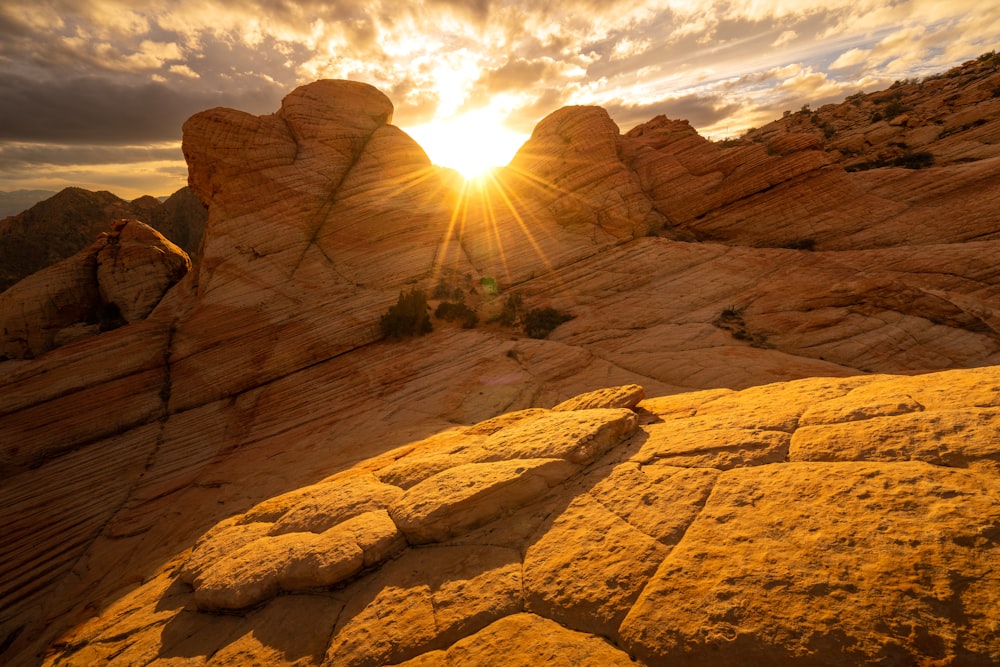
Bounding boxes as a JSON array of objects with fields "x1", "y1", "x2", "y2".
[
  {"x1": 434, "y1": 300, "x2": 479, "y2": 328},
  {"x1": 523, "y1": 307, "x2": 574, "y2": 339},
  {"x1": 883, "y1": 101, "x2": 912, "y2": 118},
  {"x1": 480, "y1": 276, "x2": 499, "y2": 295},
  {"x1": 494, "y1": 292, "x2": 523, "y2": 327},
  {"x1": 782, "y1": 238, "x2": 816, "y2": 251},
  {"x1": 380, "y1": 288, "x2": 432, "y2": 340},
  {"x1": 712, "y1": 305, "x2": 771, "y2": 348},
  {"x1": 892, "y1": 151, "x2": 934, "y2": 169},
  {"x1": 718, "y1": 305, "x2": 741, "y2": 321}
]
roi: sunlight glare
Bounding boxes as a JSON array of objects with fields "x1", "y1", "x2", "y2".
[{"x1": 405, "y1": 109, "x2": 528, "y2": 180}]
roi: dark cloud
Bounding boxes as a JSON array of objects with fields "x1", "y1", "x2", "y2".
[
  {"x1": 0, "y1": 73, "x2": 283, "y2": 144},
  {"x1": 503, "y1": 87, "x2": 574, "y2": 134},
  {"x1": 479, "y1": 58, "x2": 558, "y2": 94},
  {"x1": 0, "y1": 143, "x2": 181, "y2": 170},
  {"x1": 425, "y1": 0, "x2": 492, "y2": 24},
  {"x1": 387, "y1": 78, "x2": 441, "y2": 126},
  {"x1": 601, "y1": 93, "x2": 742, "y2": 131}
]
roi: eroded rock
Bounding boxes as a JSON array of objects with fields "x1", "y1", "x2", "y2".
[{"x1": 0, "y1": 219, "x2": 189, "y2": 359}]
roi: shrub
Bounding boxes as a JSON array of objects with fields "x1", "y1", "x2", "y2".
[
  {"x1": 380, "y1": 288, "x2": 432, "y2": 340},
  {"x1": 494, "y1": 292, "x2": 523, "y2": 327},
  {"x1": 718, "y1": 305, "x2": 741, "y2": 321},
  {"x1": 783, "y1": 238, "x2": 816, "y2": 251},
  {"x1": 434, "y1": 300, "x2": 479, "y2": 328},
  {"x1": 883, "y1": 101, "x2": 912, "y2": 118},
  {"x1": 892, "y1": 151, "x2": 934, "y2": 169},
  {"x1": 480, "y1": 276, "x2": 499, "y2": 295},
  {"x1": 523, "y1": 307, "x2": 574, "y2": 339}
]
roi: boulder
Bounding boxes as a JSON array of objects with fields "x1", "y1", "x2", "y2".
[{"x1": 0, "y1": 219, "x2": 189, "y2": 358}]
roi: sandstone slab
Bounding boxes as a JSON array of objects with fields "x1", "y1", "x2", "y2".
[
  {"x1": 324, "y1": 545, "x2": 523, "y2": 666},
  {"x1": 389, "y1": 458, "x2": 579, "y2": 544},
  {"x1": 395, "y1": 612, "x2": 636, "y2": 666},
  {"x1": 619, "y1": 461, "x2": 1000, "y2": 665}
]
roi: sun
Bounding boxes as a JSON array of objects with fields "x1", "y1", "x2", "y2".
[{"x1": 404, "y1": 109, "x2": 528, "y2": 180}]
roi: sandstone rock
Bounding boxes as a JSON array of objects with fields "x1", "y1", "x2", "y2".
[
  {"x1": 551, "y1": 383, "x2": 645, "y2": 411},
  {"x1": 619, "y1": 461, "x2": 1000, "y2": 665},
  {"x1": 395, "y1": 612, "x2": 637, "y2": 666},
  {"x1": 96, "y1": 219, "x2": 190, "y2": 322},
  {"x1": 324, "y1": 545, "x2": 523, "y2": 666},
  {"x1": 0, "y1": 246, "x2": 99, "y2": 358},
  {"x1": 0, "y1": 187, "x2": 204, "y2": 293},
  {"x1": 179, "y1": 519, "x2": 272, "y2": 585},
  {"x1": 479, "y1": 407, "x2": 639, "y2": 464},
  {"x1": 389, "y1": 458, "x2": 579, "y2": 544},
  {"x1": 586, "y1": 461, "x2": 720, "y2": 544},
  {"x1": 5, "y1": 65, "x2": 1000, "y2": 667},
  {"x1": 194, "y1": 510, "x2": 402, "y2": 610},
  {"x1": 523, "y1": 493, "x2": 669, "y2": 636},
  {"x1": 0, "y1": 219, "x2": 189, "y2": 359},
  {"x1": 268, "y1": 472, "x2": 404, "y2": 534}
]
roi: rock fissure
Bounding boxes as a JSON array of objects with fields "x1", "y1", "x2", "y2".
[{"x1": 290, "y1": 123, "x2": 384, "y2": 279}]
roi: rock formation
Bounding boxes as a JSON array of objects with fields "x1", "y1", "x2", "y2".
[
  {"x1": 0, "y1": 186, "x2": 205, "y2": 292},
  {"x1": 0, "y1": 219, "x2": 190, "y2": 359},
  {"x1": 2, "y1": 56, "x2": 1000, "y2": 665},
  {"x1": 0, "y1": 190, "x2": 55, "y2": 219},
  {"x1": 34, "y1": 374, "x2": 1000, "y2": 665}
]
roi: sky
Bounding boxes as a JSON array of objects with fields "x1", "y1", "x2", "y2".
[{"x1": 0, "y1": 0, "x2": 997, "y2": 197}]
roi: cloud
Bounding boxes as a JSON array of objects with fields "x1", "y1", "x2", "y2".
[
  {"x1": 0, "y1": 73, "x2": 284, "y2": 144},
  {"x1": 830, "y1": 47, "x2": 870, "y2": 70},
  {"x1": 0, "y1": 142, "x2": 187, "y2": 198},
  {"x1": 771, "y1": 30, "x2": 797, "y2": 47},
  {"x1": 1, "y1": 0, "x2": 997, "y2": 196},
  {"x1": 602, "y1": 93, "x2": 743, "y2": 131},
  {"x1": 478, "y1": 58, "x2": 561, "y2": 94}
]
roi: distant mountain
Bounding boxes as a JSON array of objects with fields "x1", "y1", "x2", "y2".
[
  {"x1": 0, "y1": 186, "x2": 205, "y2": 292},
  {"x1": 0, "y1": 189, "x2": 56, "y2": 218}
]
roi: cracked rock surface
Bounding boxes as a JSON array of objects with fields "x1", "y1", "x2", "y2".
[{"x1": 36, "y1": 376, "x2": 1000, "y2": 666}]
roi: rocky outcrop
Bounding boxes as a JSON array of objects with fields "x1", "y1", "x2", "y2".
[
  {"x1": 2, "y1": 61, "x2": 1000, "y2": 666},
  {"x1": 0, "y1": 219, "x2": 189, "y2": 358},
  {"x1": 37, "y1": 373, "x2": 1000, "y2": 666},
  {"x1": 0, "y1": 186, "x2": 205, "y2": 292}
]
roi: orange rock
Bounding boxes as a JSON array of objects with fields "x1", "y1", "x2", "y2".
[{"x1": 4, "y1": 63, "x2": 1000, "y2": 666}]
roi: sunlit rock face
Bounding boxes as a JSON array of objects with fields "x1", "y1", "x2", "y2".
[
  {"x1": 3, "y1": 63, "x2": 1000, "y2": 666},
  {"x1": 35, "y1": 376, "x2": 1000, "y2": 665}
]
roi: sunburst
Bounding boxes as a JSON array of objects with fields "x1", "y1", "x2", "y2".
[{"x1": 404, "y1": 108, "x2": 527, "y2": 181}]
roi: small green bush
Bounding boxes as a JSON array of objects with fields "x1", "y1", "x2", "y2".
[
  {"x1": 523, "y1": 307, "x2": 574, "y2": 339},
  {"x1": 380, "y1": 288, "x2": 432, "y2": 340}
]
